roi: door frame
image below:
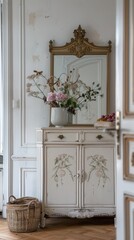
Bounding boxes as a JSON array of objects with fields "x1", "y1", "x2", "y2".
[{"x1": 2, "y1": 0, "x2": 13, "y2": 217}]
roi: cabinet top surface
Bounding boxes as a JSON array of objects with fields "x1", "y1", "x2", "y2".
[{"x1": 38, "y1": 126, "x2": 116, "y2": 131}]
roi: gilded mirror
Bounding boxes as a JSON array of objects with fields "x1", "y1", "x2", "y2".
[{"x1": 49, "y1": 25, "x2": 112, "y2": 125}]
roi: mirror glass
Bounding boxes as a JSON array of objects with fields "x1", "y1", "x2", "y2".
[{"x1": 49, "y1": 25, "x2": 112, "y2": 125}]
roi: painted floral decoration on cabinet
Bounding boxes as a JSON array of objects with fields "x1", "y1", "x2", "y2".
[
  {"x1": 52, "y1": 153, "x2": 74, "y2": 187},
  {"x1": 26, "y1": 69, "x2": 103, "y2": 115},
  {"x1": 51, "y1": 153, "x2": 110, "y2": 188}
]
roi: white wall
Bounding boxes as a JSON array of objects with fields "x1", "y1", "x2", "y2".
[
  {"x1": 2, "y1": 0, "x2": 116, "y2": 212},
  {"x1": 13, "y1": 0, "x2": 115, "y2": 150}
]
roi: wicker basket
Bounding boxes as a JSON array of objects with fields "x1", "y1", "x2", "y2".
[{"x1": 6, "y1": 195, "x2": 41, "y2": 233}]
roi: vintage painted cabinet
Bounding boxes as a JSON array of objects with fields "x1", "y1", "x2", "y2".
[{"x1": 36, "y1": 127, "x2": 115, "y2": 225}]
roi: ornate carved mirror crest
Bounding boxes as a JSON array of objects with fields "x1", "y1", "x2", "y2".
[{"x1": 49, "y1": 25, "x2": 111, "y2": 58}]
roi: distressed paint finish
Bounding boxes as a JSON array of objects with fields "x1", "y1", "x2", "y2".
[{"x1": 36, "y1": 127, "x2": 115, "y2": 223}]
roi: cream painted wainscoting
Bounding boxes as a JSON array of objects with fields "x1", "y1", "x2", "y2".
[
  {"x1": 11, "y1": 156, "x2": 37, "y2": 198},
  {"x1": 36, "y1": 127, "x2": 116, "y2": 227}
]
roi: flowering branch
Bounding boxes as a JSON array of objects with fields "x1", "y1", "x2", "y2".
[{"x1": 26, "y1": 69, "x2": 103, "y2": 114}]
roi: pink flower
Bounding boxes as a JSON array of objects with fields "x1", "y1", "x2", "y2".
[
  {"x1": 55, "y1": 92, "x2": 68, "y2": 101},
  {"x1": 47, "y1": 92, "x2": 56, "y2": 102}
]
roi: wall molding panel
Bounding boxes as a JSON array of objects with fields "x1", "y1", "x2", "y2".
[
  {"x1": 124, "y1": 0, "x2": 134, "y2": 117},
  {"x1": 124, "y1": 194, "x2": 134, "y2": 240},
  {"x1": 19, "y1": 167, "x2": 37, "y2": 197},
  {"x1": 123, "y1": 134, "x2": 134, "y2": 181},
  {"x1": 13, "y1": 0, "x2": 39, "y2": 154},
  {"x1": 12, "y1": 155, "x2": 37, "y2": 198}
]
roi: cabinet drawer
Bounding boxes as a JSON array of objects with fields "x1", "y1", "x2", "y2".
[
  {"x1": 44, "y1": 131, "x2": 79, "y2": 142},
  {"x1": 83, "y1": 132, "x2": 114, "y2": 143}
]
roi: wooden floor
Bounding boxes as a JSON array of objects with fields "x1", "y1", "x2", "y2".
[{"x1": 0, "y1": 216, "x2": 116, "y2": 240}]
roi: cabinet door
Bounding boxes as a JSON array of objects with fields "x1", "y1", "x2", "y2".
[
  {"x1": 44, "y1": 145, "x2": 79, "y2": 210},
  {"x1": 82, "y1": 145, "x2": 115, "y2": 208}
]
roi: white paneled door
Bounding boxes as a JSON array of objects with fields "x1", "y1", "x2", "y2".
[{"x1": 116, "y1": 0, "x2": 134, "y2": 239}]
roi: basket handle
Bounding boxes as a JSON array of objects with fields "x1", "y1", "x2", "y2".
[
  {"x1": 26, "y1": 200, "x2": 40, "y2": 220},
  {"x1": 19, "y1": 197, "x2": 38, "y2": 201},
  {"x1": 9, "y1": 195, "x2": 17, "y2": 203},
  {"x1": 28, "y1": 199, "x2": 39, "y2": 207},
  {"x1": 8, "y1": 195, "x2": 38, "y2": 204}
]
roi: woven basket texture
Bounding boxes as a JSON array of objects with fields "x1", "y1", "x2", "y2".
[{"x1": 6, "y1": 195, "x2": 41, "y2": 233}]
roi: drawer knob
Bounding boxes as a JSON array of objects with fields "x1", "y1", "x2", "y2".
[
  {"x1": 58, "y1": 134, "x2": 64, "y2": 140},
  {"x1": 96, "y1": 134, "x2": 103, "y2": 140}
]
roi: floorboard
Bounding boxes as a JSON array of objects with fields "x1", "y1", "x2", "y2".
[{"x1": 0, "y1": 216, "x2": 116, "y2": 240}]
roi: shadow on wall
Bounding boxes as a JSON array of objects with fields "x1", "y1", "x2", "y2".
[{"x1": 0, "y1": 155, "x2": 3, "y2": 164}]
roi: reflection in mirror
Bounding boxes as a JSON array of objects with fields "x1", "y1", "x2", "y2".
[{"x1": 49, "y1": 25, "x2": 112, "y2": 125}]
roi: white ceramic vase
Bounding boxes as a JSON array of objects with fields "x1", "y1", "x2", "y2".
[
  {"x1": 68, "y1": 112, "x2": 73, "y2": 125},
  {"x1": 51, "y1": 107, "x2": 69, "y2": 127}
]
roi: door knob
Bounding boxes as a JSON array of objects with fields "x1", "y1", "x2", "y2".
[{"x1": 102, "y1": 111, "x2": 121, "y2": 159}]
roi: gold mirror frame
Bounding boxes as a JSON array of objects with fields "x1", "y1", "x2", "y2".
[{"x1": 49, "y1": 25, "x2": 112, "y2": 125}]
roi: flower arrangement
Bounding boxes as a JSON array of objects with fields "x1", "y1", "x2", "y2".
[
  {"x1": 27, "y1": 69, "x2": 103, "y2": 114},
  {"x1": 97, "y1": 113, "x2": 115, "y2": 122},
  {"x1": 94, "y1": 112, "x2": 115, "y2": 128}
]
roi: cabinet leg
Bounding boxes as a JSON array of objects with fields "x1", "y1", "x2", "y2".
[{"x1": 40, "y1": 212, "x2": 46, "y2": 228}]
